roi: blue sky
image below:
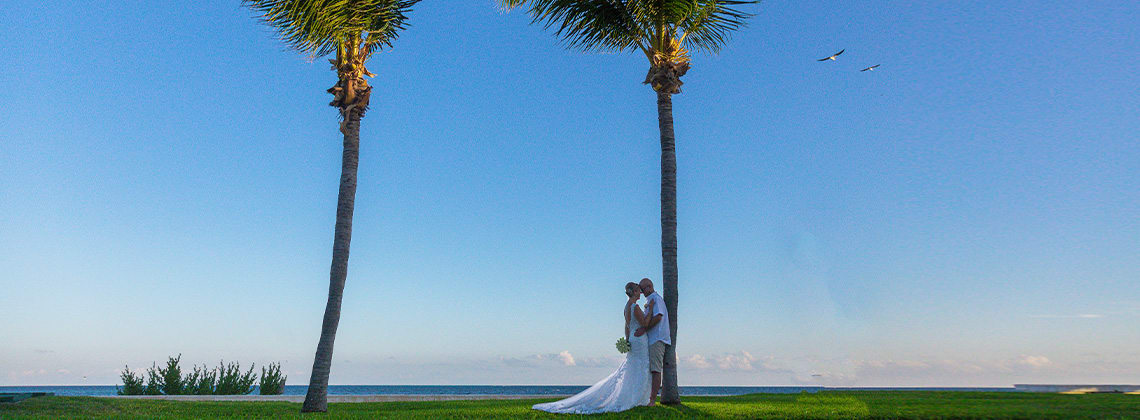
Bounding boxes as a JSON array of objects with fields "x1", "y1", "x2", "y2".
[{"x1": 1, "y1": 0, "x2": 1138, "y2": 387}]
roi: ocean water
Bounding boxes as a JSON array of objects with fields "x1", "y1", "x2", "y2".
[{"x1": 0, "y1": 385, "x2": 1015, "y2": 397}]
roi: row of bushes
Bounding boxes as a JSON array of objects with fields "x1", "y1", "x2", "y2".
[{"x1": 118, "y1": 355, "x2": 286, "y2": 395}]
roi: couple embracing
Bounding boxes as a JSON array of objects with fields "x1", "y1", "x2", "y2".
[{"x1": 533, "y1": 278, "x2": 672, "y2": 414}]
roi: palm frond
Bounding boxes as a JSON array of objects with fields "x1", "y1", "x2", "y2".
[
  {"x1": 244, "y1": 0, "x2": 419, "y2": 57},
  {"x1": 677, "y1": 1, "x2": 756, "y2": 54},
  {"x1": 503, "y1": 0, "x2": 756, "y2": 55},
  {"x1": 500, "y1": 0, "x2": 644, "y2": 53}
]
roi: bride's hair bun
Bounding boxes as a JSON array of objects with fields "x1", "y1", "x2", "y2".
[{"x1": 625, "y1": 282, "x2": 639, "y2": 297}]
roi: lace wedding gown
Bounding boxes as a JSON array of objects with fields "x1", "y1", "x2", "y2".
[{"x1": 533, "y1": 302, "x2": 650, "y2": 414}]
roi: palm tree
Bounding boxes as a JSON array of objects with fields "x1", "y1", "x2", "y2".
[
  {"x1": 243, "y1": 0, "x2": 419, "y2": 412},
  {"x1": 500, "y1": 0, "x2": 757, "y2": 404}
]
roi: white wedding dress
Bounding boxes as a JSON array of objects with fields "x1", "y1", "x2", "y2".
[{"x1": 533, "y1": 302, "x2": 650, "y2": 414}]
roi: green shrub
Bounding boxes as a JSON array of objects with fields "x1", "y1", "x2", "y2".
[
  {"x1": 184, "y1": 364, "x2": 217, "y2": 395},
  {"x1": 182, "y1": 365, "x2": 201, "y2": 394},
  {"x1": 156, "y1": 355, "x2": 185, "y2": 395},
  {"x1": 118, "y1": 356, "x2": 280, "y2": 396},
  {"x1": 116, "y1": 366, "x2": 145, "y2": 395},
  {"x1": 143, "y1": 364, "x2": 163, "y2": 395},
  {"x1": 258, "y1": 362, "x2": 287, "y2": 395},
  {"x1": 214, "y1": 360, "x2": 257, "y2": 395}
]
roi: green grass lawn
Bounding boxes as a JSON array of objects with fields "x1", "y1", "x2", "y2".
[{"x1": 2, "y1": 392, "x2": 1137, "y2": 419}]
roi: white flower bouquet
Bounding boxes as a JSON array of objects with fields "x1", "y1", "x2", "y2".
[{"x1": 615, "y1": 337, "x2": 631, "y2": 354}]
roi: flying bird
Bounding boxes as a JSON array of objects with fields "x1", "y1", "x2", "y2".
[
  {"x1": 860, "y1": 64, "x2": 881, "y2": 72},
  {"x1": 817, "y1": 49, "x2": 844, "y2": 61}
]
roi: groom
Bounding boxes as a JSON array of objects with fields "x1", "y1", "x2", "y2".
[{"x1": 634, "y1": 277, "x2": 670, "y2": 406}]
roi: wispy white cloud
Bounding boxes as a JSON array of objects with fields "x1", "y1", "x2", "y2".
[
  {"x1": 682, "y1": 351, "x2": 790, "y2": 374},
  {"x1": 1029, "y1": 314, "x2": 1104, "y2": 319},
  {"x1": 497, "y1": 351, "x2": 612, "y2": 369},
  {"x1": 716, "y1": 351, "x2": 757, "y2": 371},
  {"x1": 685, "y1": 354, "x2": 711, "y2": 369},
  {"x1": 1016, "y1": 355, "x2": 1051, "y2": 368},
  {"x1": 851, "y1": 354, "x2": 1057, "y2": 382},
  {"x1": 557, "y1": 351, "x2": 576, "y2": 367}
]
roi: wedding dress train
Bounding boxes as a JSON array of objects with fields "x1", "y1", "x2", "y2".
[{"x1": 532, "y1": 302, "x2": 650, "y2": 414}]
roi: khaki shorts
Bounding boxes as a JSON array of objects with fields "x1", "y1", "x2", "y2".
[{"x1": 649, "y1": 341, "x2": 667, "y2": 373}]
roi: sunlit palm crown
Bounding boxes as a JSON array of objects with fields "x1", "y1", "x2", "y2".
[
  {"x1": 244, "y1": 0, "x2": 419, "y2": 115},
  {"x1": 244, "y1": 0, "x2": 417, "y2": 57},
  {"x1": 501, "y1": 0, "x2": 757, "y2": 93}
]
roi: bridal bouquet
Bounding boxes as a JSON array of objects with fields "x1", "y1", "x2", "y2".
[{"x1": 615, "y1": 337, "x2": 631, "y2": 354}]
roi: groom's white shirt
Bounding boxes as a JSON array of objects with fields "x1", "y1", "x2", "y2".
[{"x1": 646, "y1": 292, "x2": 671, "y2": 345}]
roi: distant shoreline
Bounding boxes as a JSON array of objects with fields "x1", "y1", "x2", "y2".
[
  {"x1": 0, "y1": 385, "x2": 1023, "y2": 398},
  {"x1": 102, "y1": 395, "x2": 563, "y2": 402}
]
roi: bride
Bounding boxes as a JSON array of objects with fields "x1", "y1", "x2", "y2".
[{"x1": 533, "y1": 282, "x2": 654, "y2": 414}]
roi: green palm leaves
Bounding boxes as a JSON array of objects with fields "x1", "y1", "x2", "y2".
[
  {"x1": 501, "y1": 1, "x2": 757, "y2": 92},
  {"x1": 501, "y1": 0, "x2": 643, "y2": 52},
  {"x1": 245, "y1": 0, "x2": 421, "y2": 128},
  {"x1": 243, "y1": 0, "x2": 418, "y2": 57}
]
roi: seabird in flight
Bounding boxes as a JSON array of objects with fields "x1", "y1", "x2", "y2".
[
  {"x1": 860, "y1": 64, "x2": 881, "y2": 72},
  {"x1": 817, "y1": 49, "x2": 844, "y2": 61}
]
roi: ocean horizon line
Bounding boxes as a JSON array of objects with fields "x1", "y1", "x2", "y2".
[
  {"x1": 0, "y1": 384, "x2": 1021, "y2": 388},
  {"x1": 1, "y1": 384, "x2": 1020, "y2": 398}
]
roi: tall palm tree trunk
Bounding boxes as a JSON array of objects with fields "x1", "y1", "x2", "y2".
[
  {"x1": 656, "y1": 91, "x2": 681, "y2": 404},
  {"x1": 301, "y1": 106, "x2": 363, "y2": 413}
]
